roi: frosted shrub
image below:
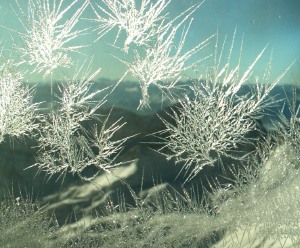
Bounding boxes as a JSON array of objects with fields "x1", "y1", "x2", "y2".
[
  {"x1": 0, "y1": 0, "x2": 298, "y2": 246},
  {"x1": 0, "y1": 60, "x2": 40, "y2": 143},
  {"x1": 119, "y1": 22, "x2": 214, "y2": 109},
  {"x1": 3, "y1": 0, "x2": 131, "y2": 179},
  {"x1": 34, "y1": 110, "x2": 128, "y2": 180},
  {"x1": 275, "y1": 88, "x2": 300, "y2": 154},
  {"x1": 33, "y1": 62, "x2": 128, "y2": 180},
  {"x1": 89, "y1": 0, "x2": 209, "y2": 109},
  {"x1": 88, "y1": 0, "x2": 172, "y2": 50},
  {"x1": 157, "y1": 33, "x2": 293, "y2": 181},
  {"x1": 12, "y1": 0, "x2": 89, "y2": 76}
]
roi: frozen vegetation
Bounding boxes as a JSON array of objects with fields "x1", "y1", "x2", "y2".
[{"x1": 0, "y1": 0, "x2": 299, "y2": 247}]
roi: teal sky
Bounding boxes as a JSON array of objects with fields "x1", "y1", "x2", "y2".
[
  {"x1": 171, "y1": 0, "x2": 300, "y2": 84},
  {"x1": 0, "y1": 0, "x2": 299, "y2": 84}
]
